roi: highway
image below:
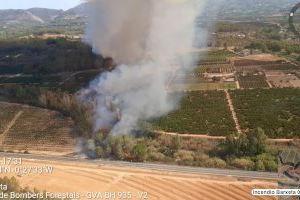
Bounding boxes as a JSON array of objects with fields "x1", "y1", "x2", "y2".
[{"x1": 0, "y1": 152, "x2": 278, "y2": 180}]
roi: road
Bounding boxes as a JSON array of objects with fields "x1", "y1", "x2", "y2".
[{"x1": 0, "y1": 152, "x2": 278, "y2": 180}]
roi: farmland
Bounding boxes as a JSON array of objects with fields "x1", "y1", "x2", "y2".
[
  {"x1": 0, "y1": 158, "x2": 277, "y2": 200},
  {"x1": 0, "y1": 103, "x2": 21, "y2": 134},
  {"x1": 0, "y1": 102, "x2": 75, "y2": 153},
  {"x1": 229, "y1": 88, "x2": 300, "y2": 138},
  {"x1": 236, "y1": 72, "x2": 269, "y2": 89},
  {"x1": 153, "y1": 91, "x2": 236, "y2": 136}
]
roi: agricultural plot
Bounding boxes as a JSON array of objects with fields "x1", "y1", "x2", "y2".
[
  {"x1": 234, "y1": 59, "x2": 285, "y2": 67},
  {"x1": 229, "y1": 89, "x2": 300, "y2": 138},
  {"x1": 197, "y1": 50, "x2": 233, "y2": 65},
  {"x1": 0, "y1": 159, "x2": 277, "y2": 200},
  {"x1": 172, "y1": 82, "x2": 236, "y2": 91},
  {"x1": 262, "y1": 64, "x2": 299, "y2": 71},
  {"x1": 171, "y1": 63, "x2": 237, "y2": 91},
  {"x1": 0, "y1": 103, "x2": 75, "y2": 152},
  {"x1": 265, "y1": 71, "x2": 300, "y2": 88},
  {"x1": 237, "y1": 73, "x2": 269, "y2": 89},
  {"x1": 195, "y1": 64, "x2": 235, "y2": 74},
  {"x1": 0, "y1": 102, "x2": 22, "y2": 134},
  {"x1": 153, "y1": 91, "x2": 236, "y2": 136}
]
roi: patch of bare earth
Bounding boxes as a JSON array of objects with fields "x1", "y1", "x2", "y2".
[
  {"x1": 0, "y1": 159, "x2": 277, "y2": 200},
  {"x1": 235, "y1": 54, "x2": 285, "y2": 62}
]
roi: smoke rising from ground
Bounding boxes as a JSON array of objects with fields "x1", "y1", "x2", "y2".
[{"x1": 81, "y1": 0, "x2": 208, "y2": 135}]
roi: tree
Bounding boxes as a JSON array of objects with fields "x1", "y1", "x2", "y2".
[
  {"x1": 220, "y1": 133, "x2": 248, "y2": 157},
  {"x1": 247, "y1": 128, "x2": 267, "y2": 156},
  {"x1": 219, "y1": 128, "x2": 267, "y2": 157}
]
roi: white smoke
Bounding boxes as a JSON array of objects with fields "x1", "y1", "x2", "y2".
[{"x1": 81, "y1": 0, "x2": 208, "y2": 135}]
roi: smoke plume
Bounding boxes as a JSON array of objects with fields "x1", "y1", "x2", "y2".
[{"x1": 81, "y1": 0, "x2": 208, "y2": 135}]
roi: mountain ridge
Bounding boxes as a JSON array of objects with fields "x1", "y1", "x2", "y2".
[{"x1": 0, "y1": 3, "x2": 87, "y2": 25}]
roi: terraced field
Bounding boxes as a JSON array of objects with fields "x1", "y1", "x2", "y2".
[
  {"x1": 1, "y1": 159, "x2": 277, "y2": 200},
  {"x1": 0, "y1": 102, "x2": 75, "y2": 153}
]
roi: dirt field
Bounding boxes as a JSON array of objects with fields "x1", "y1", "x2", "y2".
[
  {"x1": 0, "y1": 159, "x2": 277, "y2": 200},
  {"x1": 265, "y1": 71, "x2": 300, "y2": 88},
  {"x1": 236, "y1": 54, "x2": 284, "y2": 62}
]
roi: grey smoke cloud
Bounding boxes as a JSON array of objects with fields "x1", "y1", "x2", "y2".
[{"x1": 81, "y1": 0, "x2": 208, "y2": 135}]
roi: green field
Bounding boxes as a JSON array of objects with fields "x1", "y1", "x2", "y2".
[
  {"x1": 153, "y1": 91, "x2": 236, "y2": 136},
  {"x1": 230, "y1": 89, "x2": 300, "y2": 138}
]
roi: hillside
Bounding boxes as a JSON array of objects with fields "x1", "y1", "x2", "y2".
[
  {"x1": 27, "y1": 8, "x2": 63, "y2": 22},
  {"x1": 0, "y1": 9, "x2": 45, "y2": 25},
  {"x1": 203, "y1": 0, "x2": 299, "y2": 21},
  {"x1": 0, "y1": 102, "x2": 76, "y2": 153},
  {"x1": 0, "y1": 3, "x2": 87, "y2": 26}
]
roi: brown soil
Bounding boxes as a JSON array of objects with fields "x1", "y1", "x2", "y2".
[{"x1": 0, "y1": 159, "x2": 277, "y2": 200}]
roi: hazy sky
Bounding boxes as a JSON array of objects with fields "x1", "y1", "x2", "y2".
[{"x1": 0, "y1": 0, "x2": 83, "y2": 10}]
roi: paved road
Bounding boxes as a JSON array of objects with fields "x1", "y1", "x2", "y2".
[{"x1": 0, "y1": 152, "x2": 278, "y2": 180}]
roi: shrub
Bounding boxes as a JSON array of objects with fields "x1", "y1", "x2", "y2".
[
  {"x1": 149, "y1": 152, "x2": 165, "y2": 161},
  {"x1": 255, "y1": 160, "x2": 265, "y2": 171},
  {"x1": 231, "y1": 158, "x2": 255, "y2": 170},
  {"x1": 108, "y1": 135, "x2": 136, "y2": 160},
  {"x1": 194, "y1": 152, "x2": 210, "y2": 162},
  {"x1": 264, "y1": 160, "x2": 277, "y2": 172},
  {"x1": 256, "y1": 153, "x2": 277, "y2": 172},
  {"x1": 174, "y1": 150, "x2": 195, "y2": 162},
  {"x1": 95, "y1": 146, "x2": 105, "y2": 158},
  {"x1": 203, "y1": 157, "x2": 227, "y2": 168},
  {"x1": 171, "y1": 136, "x2": 182, "y2": 151},
  {"x1": 132, "y1": 143, "x2": 147, "y2": 162}
]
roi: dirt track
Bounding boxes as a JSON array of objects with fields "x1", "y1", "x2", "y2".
[{"x1": 0, "y1": 159, "x2": 277, "y2": 200}]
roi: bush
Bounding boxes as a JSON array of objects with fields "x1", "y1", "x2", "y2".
[
  {"x1": 231, "y1": 158, "x2": 255, "y2": 170},
  {"x1": 95, "y1": 146, "x2": 105, "y2": 158},
  {"x1": 149, "y1": 152, "x2": 165, "y2": 161},
  {"x1": 264, "y1": 160, "x2": 277, "y2": 172},
  {"x1": 194, "y1": 152, "x2": 210, "y2": 162},
  {"x1": 255, "y1": 160, "x2": 265, "y2": 171},
  {"x1": 132, "y1": 143, "x2": 147, "y2": 162},
  {"x1": 256, "y1": 153, "x2": 277, "y2": 172},
  {"x1": 174, "y1": 150, "x2": 195, "y2": 162},
  {"x1": 108, "y1": 135, "x2": 136, "y2": 160},
  {"x1": 203, "y1": 157, "x2": 227, "y2": 169}
]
